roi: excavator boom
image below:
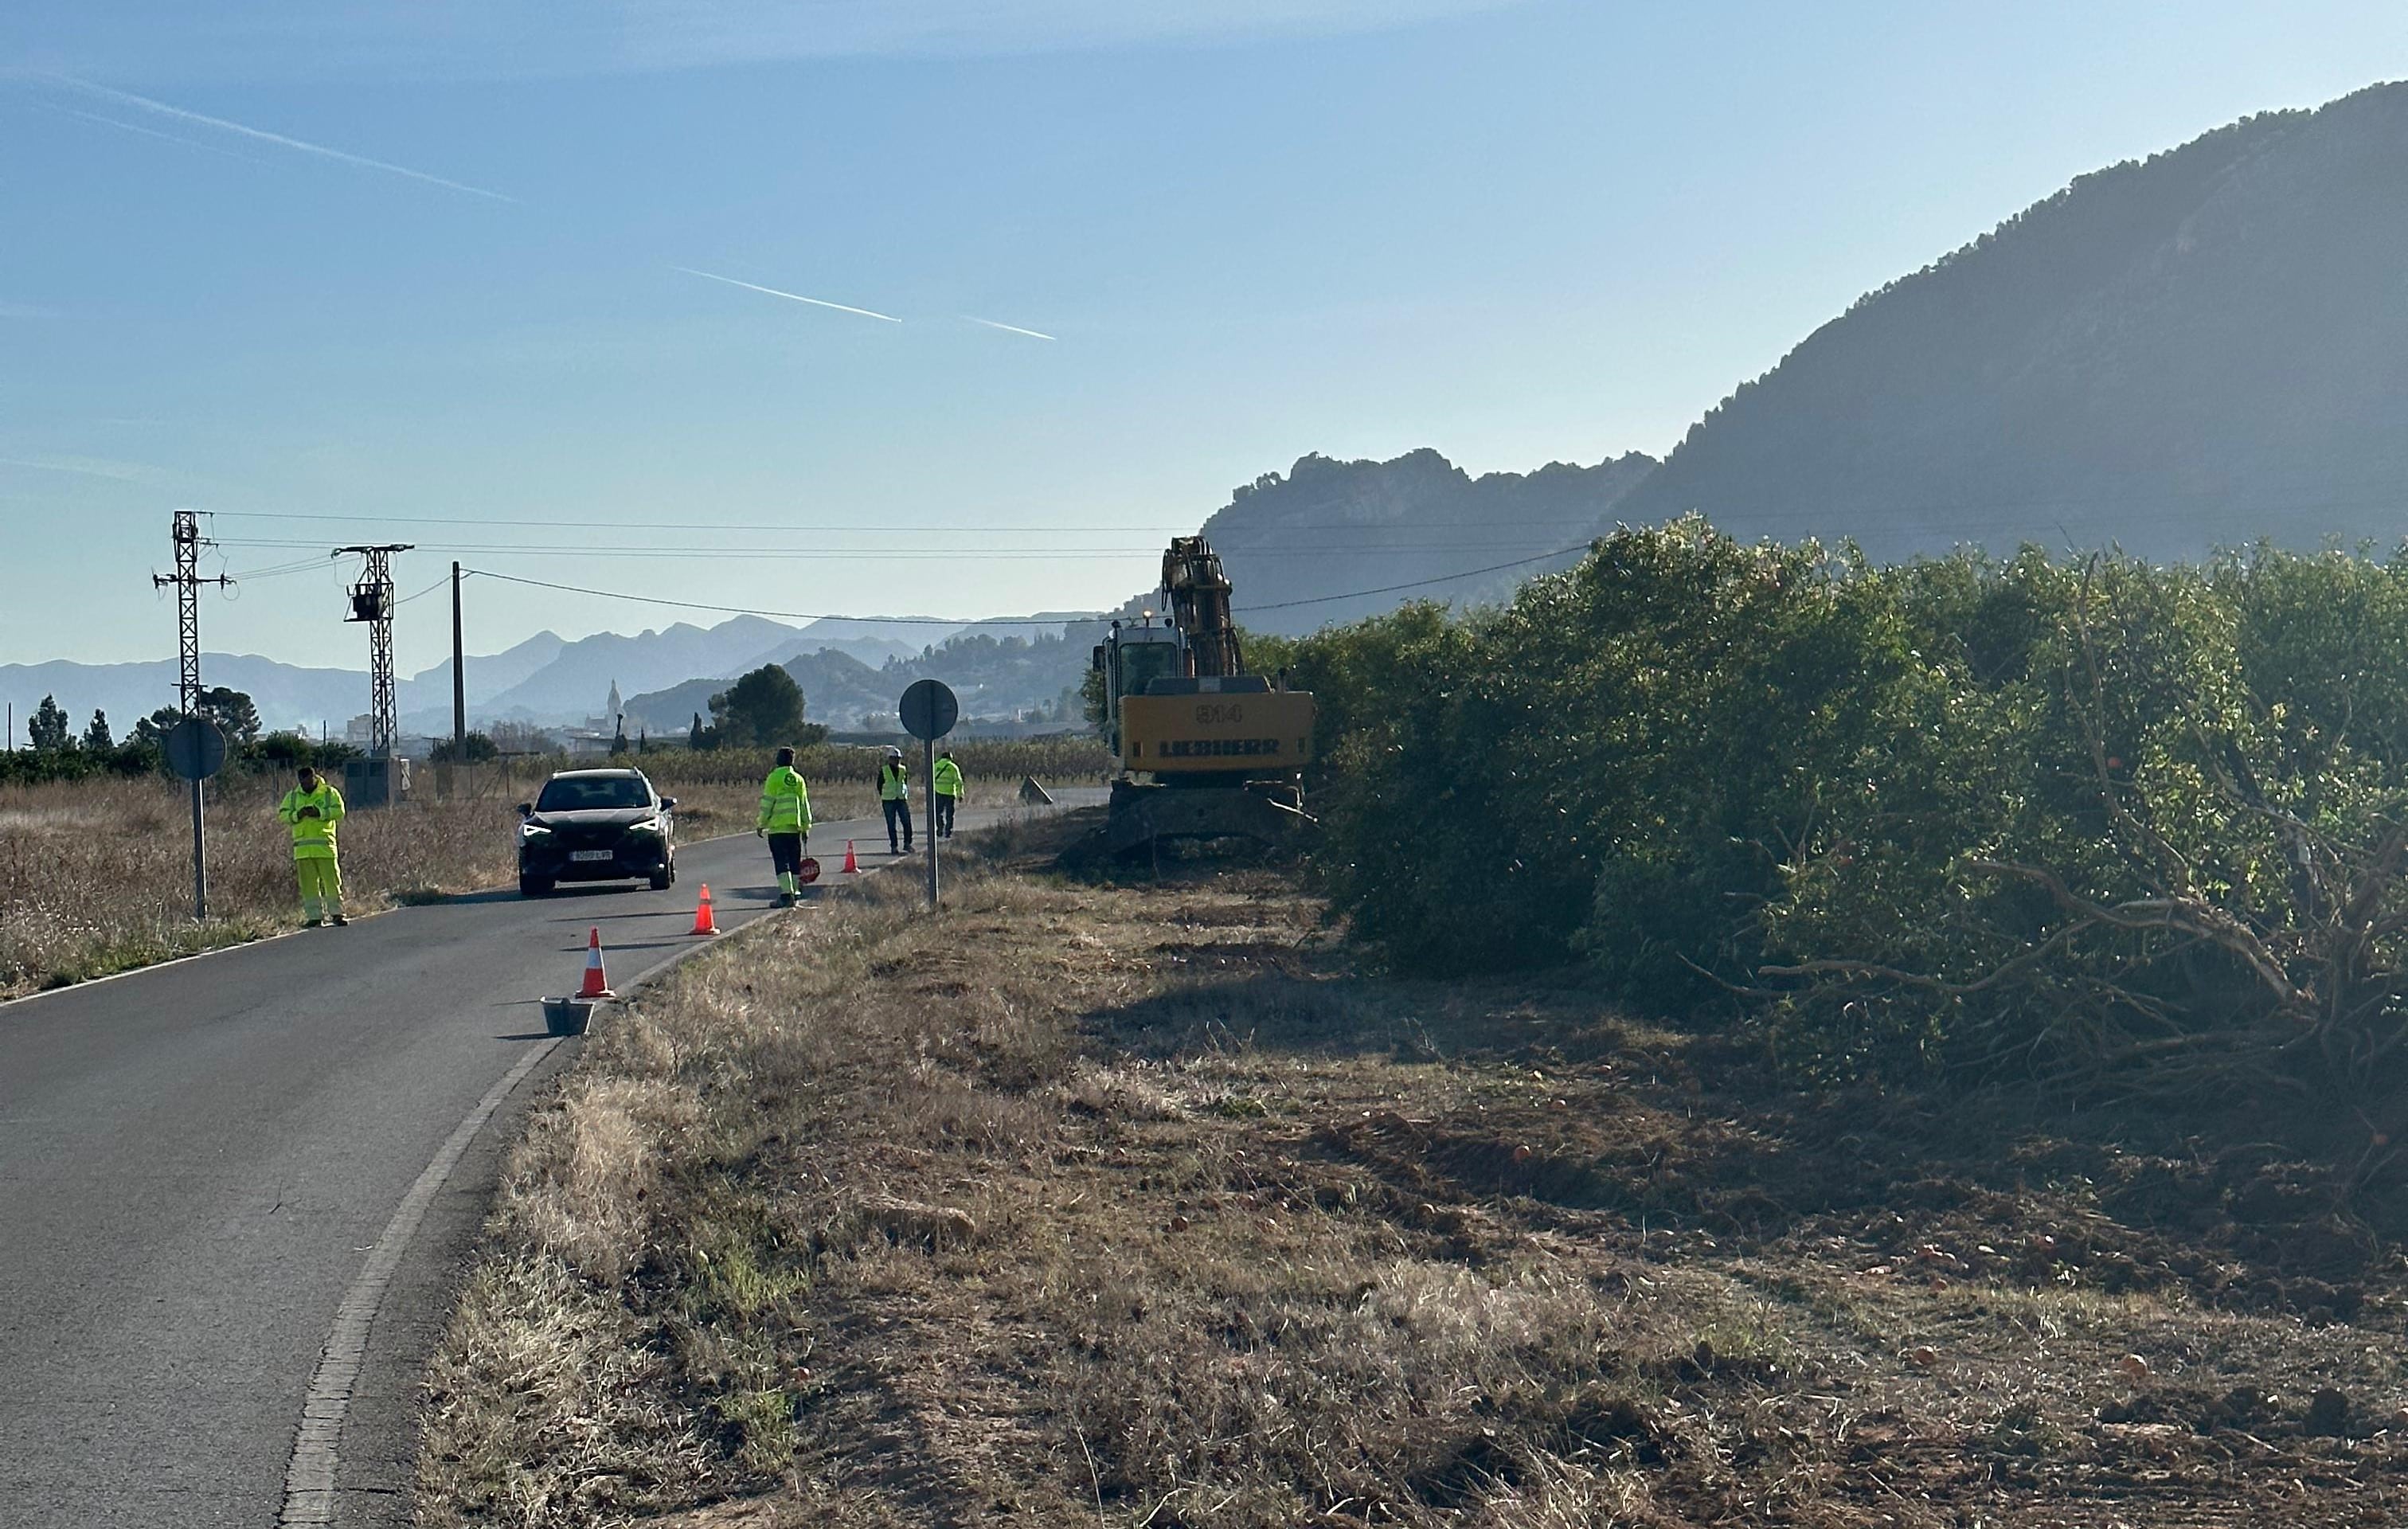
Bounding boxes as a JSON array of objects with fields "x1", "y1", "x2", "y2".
[{"x1": 1161, "y1": 537, "x2": 1243, "y2": 680}]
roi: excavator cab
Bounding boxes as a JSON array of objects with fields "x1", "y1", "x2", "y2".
[{"x1": 1093, "y1": 617, "x2": 1182, "y2": 758}]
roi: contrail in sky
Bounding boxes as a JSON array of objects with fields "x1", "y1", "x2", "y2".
[
  {"x1": 674, "y1": 267, "x2": 902, "y2": 323},
  {"x1": 0, "y1": 453, "x2": 179, "y2": 485},
  {"x1": 44, "y1": 76, "x2": 517, "y2": 203},
  {"x1": 963, "y1": 315, "x2": 1057, "y2": 341},
  {"x1": 50, "y1": 105, "x2": 284, "y2": 169}
]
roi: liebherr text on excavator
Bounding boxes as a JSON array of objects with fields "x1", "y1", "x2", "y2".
[{"x1": 1075, "y1": 537, "x2": 1317, "y2": 859}]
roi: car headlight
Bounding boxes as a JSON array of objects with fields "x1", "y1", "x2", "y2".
[{"x1": 518, "y1": 821, "x2": 550, "y2": 841}]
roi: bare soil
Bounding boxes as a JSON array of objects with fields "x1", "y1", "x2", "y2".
[{"x1": 419, "y1": 812, "x2": 2408, "y2": 1527}]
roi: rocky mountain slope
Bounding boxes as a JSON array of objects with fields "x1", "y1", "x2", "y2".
[
  {"x1": 1613, "y1": 82, "x2": 2408, "y2": 561},
  {"x1": 1195, "y1": 448, "x2": 1657, "y2": 635}
]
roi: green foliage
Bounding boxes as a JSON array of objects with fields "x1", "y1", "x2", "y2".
[
  {"x1": 81, "y1": 710, "x2": 112, "y2": 752},
  {"x1": 1289, "y1": 521, "x2": 2408, "y2": 1110},
  {"x1": 130, "y1": 707, "x2": 183, "y2": 748},
  {"x1": 197, "y1": 686, "x2": 261, "y2": 743},
  {"x1": 706, "y1": 665, "x2": 823, "y2": 751},
  {"x1": 26, "y1": 695, "x2": 70, "y2": 753},
  {"x1": 252, "y1": 730, "x2": 318, "y2": 769},
  {"x1": 429, "y1": 731, "x2": 500, "y2": 764}
]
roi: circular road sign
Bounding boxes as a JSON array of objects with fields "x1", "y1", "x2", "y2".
[
  {"x1": 898, "y1": 678, "x2": 959, "y2": 741},
  {"x1": 798, "y1": 856, "x2": 822, "y2": 886},
  {"x1": 164, "y1": 717, "x2": 228, "y2": 781}
]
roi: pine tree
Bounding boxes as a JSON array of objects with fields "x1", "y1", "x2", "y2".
[
  {"x1": 27, "y1": 695, "x2": 70, "y2": 752},
  {"x1": 83, "y1": 710, "x2": 113, "y2": 751}
]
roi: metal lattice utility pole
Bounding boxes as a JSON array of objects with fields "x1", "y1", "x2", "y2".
[
  {"x1": 338, "y1": 544, "x2": 412, "y2": 758},
  {"x1": 153, "y1": 510, "x2": 231, "y2": 920},
  {"x1": 153, "y1": 511, "x2": 229, "y2": 713}
]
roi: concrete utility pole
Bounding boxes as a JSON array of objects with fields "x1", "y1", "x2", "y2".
[
  {"x1": 152, "y1": 510, "x2": 231, "y2": 919},
  {"x1": 451, "y1": 561, "x2": 467, "y2": 756}
]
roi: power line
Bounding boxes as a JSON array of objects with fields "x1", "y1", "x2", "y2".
[
  {"x1": 208, "y1": 536, "x2": 1585, "y2": 560},
  {"x1": 197, "y1": 506, "x2": 1627, "y2": 537},
  {"x1": 221, "y1": 557, "x2": 334, "y2": 581},
  {"x1": 206, "y1": 509, "x2": 1190, "y2": 536},
  {"x1": 215, "y1": 538, "x2": 1164, "y2": 561},
  {"x1": 458, "y1": 568, "x2": 1109, "y2": 627},
  {"x1": 1232, "y1": 545, "x2": 1592, "y2": 612},
  {"x1": 459, "y1": 541, "x2": 1598, "y2": 629}
]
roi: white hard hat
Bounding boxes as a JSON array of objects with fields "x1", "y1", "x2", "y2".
[{"x1": 885, "y1": 745, "x2": 904, "y2": 759}]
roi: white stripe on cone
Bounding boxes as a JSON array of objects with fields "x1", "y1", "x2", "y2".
[{"x1": 577, "y1": 926, "x2": 615, "y2": 999}]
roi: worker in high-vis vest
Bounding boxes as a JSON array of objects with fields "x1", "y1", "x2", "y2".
[
  {"x1": 932, "y1": 749, "x2": 964, "y2": 839},
  {"x1": 277, "y1": 764, "x2": 348, "y2": 927},
  {"x1": 756, "y1": 745, "x2": 814, "y2": 906},
  {"x1": 877, "y1": 745, "x2": 914, "y2": 854}
]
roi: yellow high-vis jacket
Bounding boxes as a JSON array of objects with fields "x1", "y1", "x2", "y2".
[
  {"x1": 277, "y1": 782, "x2": 346, "y2": 859},
  {"x1": 758, "y1": 765, "x2": 812, "y2": 835},
  {"x1": 932, "y1": 757, "x2": 964, "y2": 798}
]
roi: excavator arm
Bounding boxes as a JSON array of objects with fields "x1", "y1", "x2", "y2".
[{"x1": 1161, "y1": 537, "x2": 1242, "y2": 680}]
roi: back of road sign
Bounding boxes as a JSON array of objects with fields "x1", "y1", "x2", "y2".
[
  {"x1": 899, "y1": 678, "x2": 959, "y2": 742},
  {"x1": 165, "y1": 718, "x2": 227, "y2": 781}
]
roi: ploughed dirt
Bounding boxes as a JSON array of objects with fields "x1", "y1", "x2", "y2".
[{"x1": 422, "y1": 814, "x2": 2408, "y2": 1527}]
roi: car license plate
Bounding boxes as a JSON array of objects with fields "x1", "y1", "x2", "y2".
[{"x1": 570, "y1": 849, "x2": 615, "y2": 862}]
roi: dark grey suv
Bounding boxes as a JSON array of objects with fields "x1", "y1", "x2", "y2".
[{"x1": 516, "y1": 768, "x2": 676, "y2": 896}]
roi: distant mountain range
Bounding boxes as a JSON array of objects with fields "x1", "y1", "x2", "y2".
[
  {"x1": 1612, "y1": 81, "x2": 2408, "y2": 561},
  {"x1": 0, "y1": 616, "x2": 987, "y2": 741},
  {"x1": 622, "y1": 624, "x2": 1104, "y2": 737}
]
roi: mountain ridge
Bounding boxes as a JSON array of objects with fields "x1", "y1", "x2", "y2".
[{"x1": 1612, "y1": 81, "x2": 2408, "y2": 560}]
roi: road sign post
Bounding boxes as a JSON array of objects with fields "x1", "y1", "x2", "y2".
[
  {"x1": 164, "y1": 717, "x2": 227, "y2": 920},
  {"x1": 898, "y1": 679, "x2": 960, "y2": 909}
]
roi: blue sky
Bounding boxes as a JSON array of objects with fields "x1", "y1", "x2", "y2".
[{"x1": 4, "y1": 0, "x2": 2405, "y2": 671}]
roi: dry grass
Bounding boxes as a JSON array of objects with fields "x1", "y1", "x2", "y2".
[
  {"x1": 0, "y1": 760, "x2": 960, "y2": 997},
  {"x1": 0, "y1": 775, "x2": 517, "y2": 995},
  {"x1": 419, "y1": 816, "x2": 2408, "y2": 1527}
]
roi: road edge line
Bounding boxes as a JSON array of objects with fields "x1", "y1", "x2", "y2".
[
  {"x1": 277, "y1": 1034, "x2": 561, "y2": 1523},
  {"x1": 270, "y1": 838, "x2": 838, "y2": 1525},
  {"x1": 276, "y1": 801, "x2": 1057, "y2": 1523},
  {"x1": 0, "y1": 819, "x2": 924, "y2": 1015}
]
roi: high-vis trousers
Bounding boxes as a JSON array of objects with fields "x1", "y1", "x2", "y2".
[
  {"x1": 768, "y1": 831, "x2": 807, "y2": 897},
  {"x1": 296, "y1": 855, "x2": 344, "y2": 921}
]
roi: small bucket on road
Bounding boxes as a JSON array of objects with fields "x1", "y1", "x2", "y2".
[{"x1": 542, "y1": 996, "x2": 598, "y2": 1036}]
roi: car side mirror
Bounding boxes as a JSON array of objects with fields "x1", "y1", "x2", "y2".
[
  {"x1": 659, "y1": 796, "x2": 677, "y2": 810},
  {"x1": 515, "y1": 803, "x2": 534, "y2": 819}
]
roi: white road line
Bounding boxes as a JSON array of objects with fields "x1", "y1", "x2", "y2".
[
  {"x1": 275, "y1": 803, "x2": 1058, "y2": 1522},
  {"x1": 278, "y1": 1036, "x2": 559, "y2": 1525},
  {"x1": 0, "y1": 830, "x2": 764, "y2": 1015}
]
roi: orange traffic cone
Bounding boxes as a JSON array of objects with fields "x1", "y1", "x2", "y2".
[
  {"x1": 690, "y1": 883, "x2": 719, "y2": 937},
  {"x1": 842, "y1": 839, "x2": 859, "y2": 874},
  {"x1": 577, "y1": 926, "x2": 616, "y2": 999}
]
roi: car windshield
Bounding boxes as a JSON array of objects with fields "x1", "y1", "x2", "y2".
[{"x1": 535, "y1": 775, "x2": 652, "y2": 812}]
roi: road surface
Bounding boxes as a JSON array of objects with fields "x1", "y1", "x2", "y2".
[{"x1": 0, "y1": 795, "x2": 1088, "y2": 1528}]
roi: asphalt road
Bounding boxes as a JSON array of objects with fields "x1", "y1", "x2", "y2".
[{"x1": 0, "y1": 795, "x2": 1085, "y2": 1528}]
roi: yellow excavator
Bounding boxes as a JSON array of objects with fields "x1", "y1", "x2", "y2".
[{"x1": 1072, "y1": 536, "x2": 1318, "y2": 860}]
